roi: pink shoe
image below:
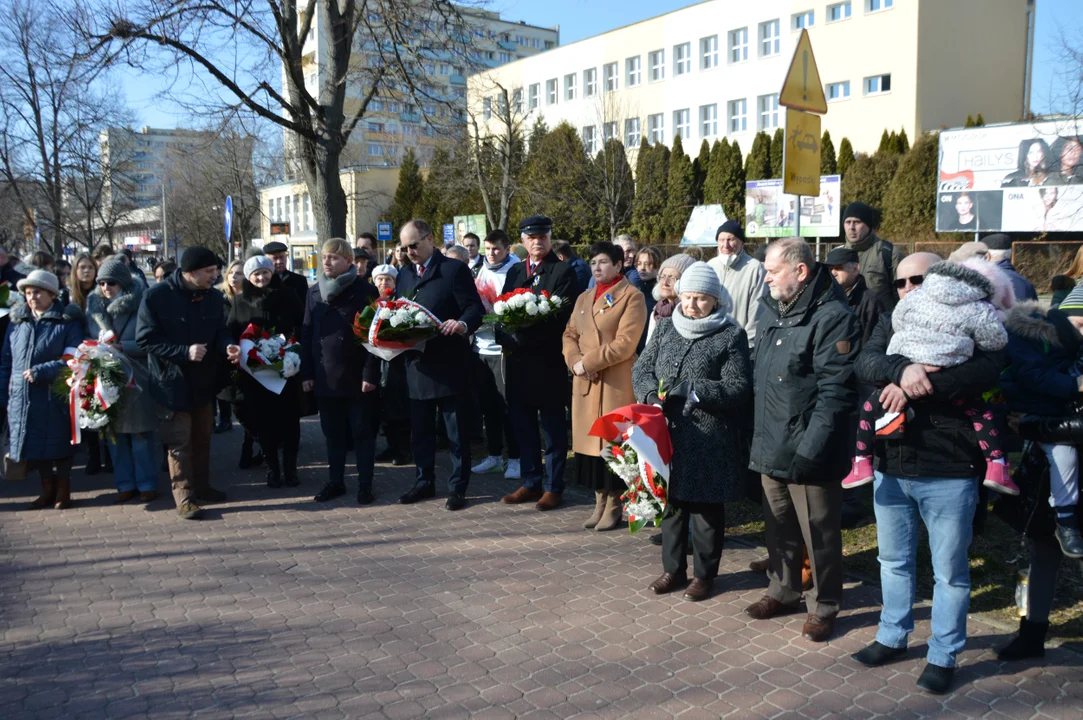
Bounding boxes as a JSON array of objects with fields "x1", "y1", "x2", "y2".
[
  {"x1": 842, "y1": 457, "x2": 874, "y2": 489},
  {"x1": 983, "y1": 461, "x2": 1019, "y2": 496}
]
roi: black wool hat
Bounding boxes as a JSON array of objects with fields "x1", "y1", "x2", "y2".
[
  {"x1": 843, "y1": 202, "x2": 876, "y2": 228},
  {"x1": 180, "y1": 246, "x2": 219, "y2": 273},
  {"x1": 715, "y1": 220, "x2": 746, "y2": 242}
]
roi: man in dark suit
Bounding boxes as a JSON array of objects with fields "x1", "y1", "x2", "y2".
[
  {"x1": 498, "y1": 215, "x2": 579, "y2": 511},
  {"x1": 395, "y1": 219, "x2": 484, "y2": 511},
  {"x1": 263, "y1": 240, "x2": 311, "y2": 307}
]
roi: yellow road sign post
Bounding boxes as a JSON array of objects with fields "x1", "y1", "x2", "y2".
[{"x1": 778, "y1": 29, "x2": 826, "y2": 240}]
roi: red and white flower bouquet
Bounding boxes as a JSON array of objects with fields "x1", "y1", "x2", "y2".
[
  {"x1": 238, "y1": 323, "x2": 302, "y2": 395},
  {"x1": 54, "y1": 332, "x2": 134, "y2": 443},
  {"x1": 589, "y1": 404, "x2": 674, "y2": 534},
  {"x1": 353, "y1": 290, "x2": 441, "y2": 361},
  {"x1": 483, "y1": 288, "x2": 565, "y2": 332}
]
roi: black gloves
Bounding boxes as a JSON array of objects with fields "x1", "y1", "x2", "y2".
[{"x1": 790, "y1": 454, "x2": 824, "y2": 482}]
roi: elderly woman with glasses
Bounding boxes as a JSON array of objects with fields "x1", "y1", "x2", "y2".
[
  {"x1": 646, "y1": 254, "x2": 696, "y2": 344},
  {"x1": 87, "y1": 257, "x2": 161, "y2": 502}
]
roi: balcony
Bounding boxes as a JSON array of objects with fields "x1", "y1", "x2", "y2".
[
  {"x1": 399, "y1": 110, "x2": 422, "y2": 123},
  {"x1": 449, "y1": 74, "x2": 467, "y2": 86},
  {"x1": 498, "y1": 40, "x2": 518, "y2": 52}
]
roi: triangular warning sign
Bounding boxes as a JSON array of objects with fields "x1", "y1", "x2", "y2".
[{"x1": 779, "y1": 29, "x2": 827, "y2": 114}]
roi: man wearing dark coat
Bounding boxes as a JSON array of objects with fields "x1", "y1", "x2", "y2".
[
  {"x1": 263, "y1": 240, "x2": 311, "y2": 308},
  {"x1": 497, "y1": 216, "x2": 580, "y2": 511},
  {"x1": 746, "y1": 237, "x2": 861, "y2": 644},
  {"x1": 395, "y1": 219, "x2": 484, "y2": 511}
]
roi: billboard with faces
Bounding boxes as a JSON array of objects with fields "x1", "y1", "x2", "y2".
[{"x1": 937, "y1": 120, "x2": 1083, "y2": 233}]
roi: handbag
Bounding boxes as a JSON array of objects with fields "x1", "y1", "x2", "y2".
[
  {"x1": 298, "y1": 384, "x2": 319, "y2": 418},
  {"x1": 4, "y1": 454, "x2": 27, "y2": 482}
]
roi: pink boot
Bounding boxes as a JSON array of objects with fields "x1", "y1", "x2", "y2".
[
  {"x1": 842, "y1": 457, "x2": 875, "y2": 489},
  {"x1": 983, "y1": 461, "x2": 1019, "y2": 496}
]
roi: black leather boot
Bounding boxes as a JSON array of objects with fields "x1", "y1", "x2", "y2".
[
  {"x1": 997, "y1": 617, "x2": 1049, "y2": 661},
  {"x1": 265, "y1": 452, "x2": 283, "y2": 488},
  {"x1": 283, "y1": 449, "x2": 299, "y2": 487}
]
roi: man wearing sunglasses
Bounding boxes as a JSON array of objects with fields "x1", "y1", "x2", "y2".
[
  {"x1": 851, "y1": 252, "x2": 1007, "y2": 695},
  {"x1": 842, "y1": 202, "x2": 903, "y2": 311}
]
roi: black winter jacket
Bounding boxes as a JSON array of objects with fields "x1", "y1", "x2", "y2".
[
  {"x1": 136, "y1": 269, "x2": 232, "y2": 412},
  {"x1": 301, "y1": 270, "x2": 380, "y2": 399},
  {"x1": 278, "y1": 271, "x2": 310, "y2": 309},
  {"x1": 750, "y1": 265, "x2": 862, "y2": 483},
  {"x1": 854, "y1": 310, "x2": 1007, "y2": 479},
  {"x1": 847, "y1": 275, "x2": 887, "y2": 347},
  {"x1": 227, "y1": 276, "x2": 304, "y2": 342}
]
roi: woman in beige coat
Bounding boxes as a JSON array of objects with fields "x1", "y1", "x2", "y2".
[{"x1": 563, "y1": 241, "x2": 647, "y2": 531}]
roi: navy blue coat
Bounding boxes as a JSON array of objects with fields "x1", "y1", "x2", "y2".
[
  {"x1": 1001, "y1": 301, "x2": 1083, "y2": 417},
  {"x1": 995, "y1": 259, "x2": 1038, "y2": 303},
  {"x1": 0, "y1": 300, "x2": 84, "y2": 462},
  {"x1": 395, "y1": 251, "x2": 484, "y2": 400},
  {"x1": 300, "y1": 270, "x2": 380, "y2": 398},
  {"x1": 136, "y1": 269, "x2": 232, "y2": 412}
]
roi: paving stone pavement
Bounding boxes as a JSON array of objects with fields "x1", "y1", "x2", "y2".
[{"x1": 1, "y1": 417, "x2": 1081, "y2": 719}]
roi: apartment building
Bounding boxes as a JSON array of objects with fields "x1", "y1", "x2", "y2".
[
  {"x1": 99, "y1": 126, "x2": 227, "y2": 210},
  {"x1": 469, "y1": 0, "x2": 1035, "y2": 159}
]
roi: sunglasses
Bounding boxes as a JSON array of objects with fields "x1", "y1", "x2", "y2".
[
  {"x1": 400, "y1": 242, "x2": 420, "y2": 251},
  {"x1": 98, "y1": 280, "x2": 119, "y2": 287},
  {"x1": 893, "y1": 275, "x2": 924, "y2": 289}
]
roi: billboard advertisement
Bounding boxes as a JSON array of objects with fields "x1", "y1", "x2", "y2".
[
  {"x1": 451, "y1": 215, "x2": 488, "y2": 247},
  {"x1": 745, "y1": 175, "x2": 841, "y2": 238},
  {"x1": 680, "y1": 204, "x2": 729, "y2": 246},
  {"x1": 937, "y1": 120, "x2": 1083, "y2": 233}
]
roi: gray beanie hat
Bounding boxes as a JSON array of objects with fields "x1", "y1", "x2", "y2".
[
  {"x1": 675, "y1": 261, "x2": 722, "y2": 302},
  {"x1": 658, "y1": 253, "x2": 696, "y2": 277},
  {"x1": 96, "y1": 256, "x2": 134, "y2": 291},
  {"x1": 16, "y1": 269, "x2": 60, "y2": 296},
  {"x1": 244, "y1": 255, "x2": 274, "y2": 278}
]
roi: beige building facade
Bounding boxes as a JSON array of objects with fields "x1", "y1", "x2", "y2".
[{"x1": 469, "y1": 0, "x2": 1035, "y2": 159}]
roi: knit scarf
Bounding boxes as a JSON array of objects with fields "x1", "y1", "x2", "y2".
[
  {"x1": 483, "y1": 255, "x2": 514, "y2": 272},
  {"x1": 318, "y1": 266, "x2": 357, "y2": 304},
  {"x1": 777, "y1": 281, "x2": 810, "y2": 318},
  {"x1": 670, "y1": 305, "x2": 730, "y2": 340},
  {"x1": 594, "y1": 276, "x2": 621, "y2": 301},
  {"x1": 653, "y1": 297, "x2": 676, "y2": 320}
]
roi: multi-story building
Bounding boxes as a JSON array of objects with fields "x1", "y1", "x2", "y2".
[
  {"x1": 289, "y1": 6, "x2": 559, "y2": 173},
  {"x1": 99, "y1": 126, "x2": 222, "y2": 210},
  {"x1": 469, "y1": 0, "x2": 1036, "y2": 160}
]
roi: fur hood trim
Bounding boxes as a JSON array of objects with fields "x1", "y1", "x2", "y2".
[
  {"x1": 1005, "y1": 300, "x2": 1081, "y2": 351},
  {"x1": 918, "y1": 261, "x2": 994, "y2": 306},
  {"x1": 960, "y1": 257, "x2": 1015, "y2": 312},
  {"x1": 88, "y1": 284, "x2": 143, "y2": 318},
  {"x1": 927, "y1": 261, "x2": 994, "y2": 296}
]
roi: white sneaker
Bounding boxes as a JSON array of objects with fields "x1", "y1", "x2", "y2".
[
  {"x1": 504, "y1": 459, "x2": 521, "y2": 480},
  {"x1": 471, "y1": 456, "x2": 504, "y2": 474}
]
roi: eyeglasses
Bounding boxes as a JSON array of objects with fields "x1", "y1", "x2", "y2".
[
  {"x1": 98, "y1": 280, "x2": 118, "y2": 288},
  {"x1": 658, "y1": 273, "x2": 679, "y2": 284},
  {"x1": 400, "y1": 242, "x2": 420, "y2": 251},
  {"x1": 893, "y1": 275, "x2": 924, "y2": 289}
]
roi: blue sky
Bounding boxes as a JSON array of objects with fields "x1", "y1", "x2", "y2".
[{"x1": 121, "y1": 0, "x2": 1080, "y2": 127}]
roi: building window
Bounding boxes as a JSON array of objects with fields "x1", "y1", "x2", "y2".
[
  {"x1": 583, "y1": 126, "x2": 597, "y2": 155},
  {"x1": 626, "y1": 56, "x2": 641, "y2": 87},
  {"x1": 674, "y1": 109, "x2": 690, "y2": 139},
  {"x1": 546, "y1": 78, "x2": 557, "y2": 105},
  {"x1": 826, "y1": 81, "x2": 850, "y2": 101},
  {"x1": 649, "y1": 50, "x2": 665, "y2": 82},
  {"x1": 792, "y1": 11, "x2": 814, "y2": 30},
  {"x1": 564, "y1": 72, "x2": 577, "y2": 101},
  {"x1": 728, "y1": 99, "x2": 747, "y2": 133},
  {"x1": 604, "y1": 62, "x2": 619, "y2": 92},
  {"x1": 648, "y1": 113, "x2": 665, "y2": 144},
  {"x1": 674, "y1": 43, "x2": 691, "y2": 76},
  {"x1": 604, "y1": 121, "x2": 618, "y2": 142},
  {"x1": 498, "y1": 52, "x2": 512, "y2": 63},
  {"x1": 728, "y1": 28, "x2": 748, "y2": 64},
  {"x1": 625, "y1": 118, "x2": 641, "y2": 147},
  {"x1": 759, "y1": 20, "x2": 780, "y2": 57},
  {"x1": 700, "y1": 104, "x2": 717, "y2": 137},
  {"x1": 483, "y1": 97, "x2": 492, "y2": 120},
  {"x1": 368, "y1": 143, "x2": 383, "y2": 156},
  {"x1": 864, "y1": 73, "x2": 891, "y2": 95},
  {"x1": 828, "y1": 2, "x2": 852, "y2": 22},
  {"x1": 584, "y1": 68, "x2": 597, "y2": 97},
  {"x1": 528, "y1": 83, "x2": 540, "y2": 110},
  {"x1": 867, "y1": 0, "x2": 893, "y2": 11},
  {"x1": 758, "y1": 94, "x2": 779, "y2": 130},
  {"x1": 512, "y1": 88, "x2": 523, "y2": 114},
  {"x1": 700, "y1": 36, "x2": 718, "y2": 70}
]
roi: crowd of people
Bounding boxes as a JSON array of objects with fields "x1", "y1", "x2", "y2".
[{"x1": 2, "y1": 201, "x2": 1081, "y2": 696}]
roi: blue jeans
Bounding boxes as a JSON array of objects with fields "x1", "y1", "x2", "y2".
[
  {"x1": 108, "y1": 431, "x2": 159, "y2": 493},
  {"x1": 873, "y1": 472, "x2": 978, "y2": 668}
]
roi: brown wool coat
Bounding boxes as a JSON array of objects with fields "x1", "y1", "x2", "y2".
[{"x1": 562, "y1": 278, "x2": 647, "y2": 456}]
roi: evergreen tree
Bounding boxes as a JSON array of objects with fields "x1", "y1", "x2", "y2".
[
  {"x1": 841, "y1": 151, "x2": 901, "y2": 212},
  {"x1": 883, "y1": 133, "x2": 939, "y2": 239},
  {"x1": 770, "y1": 127, "x2": 784, "y2": 178},
  {"x1": 663, "y1": 135, "x2": 696, "y2": 240},
  {"x1": 526, "y1": 117, "x2": 550, "y2": 158},
  {"x1": 820, "y1": 131, "x2": 837, "y2": 175},
  {"x1": 519, "y1": 122, "x2": 594, "y2": 240},
  {"x1": 631, "y1": 140, "x2": 670, "y2": 240},
  {"x1": 896, "y1": 128, "x2": 910, "y2": 154},
  {"x1": 878, "y1": 130, "x2": 892, "y2": 153},
  {"x1": 590, "y1": 139, "x2": 636, "y2": 239},
  {"x1": 383, "y1": 148, "x2": 424, "y2": 230},
  {"x1": 745, "y1": 131, "x2": 772, "y2": 181},
  {"x1": 837, "y1": 137, "x2": 856, "y2": 179},
  {"x1": 692, "y1": 139, "x2": 711, "y2": 204},
  {"x1": 720, "y1": 140, "x2": 747, "y2": 223},
  {"x1": 702, "y1": 139, "x2": 726, "y2": 204},
  {"x1": 964, "y1": 114, "x2": 976, "y2": 128},
  {"x1": 975, "y1": 113, "x2": 985, "y2": 126}
]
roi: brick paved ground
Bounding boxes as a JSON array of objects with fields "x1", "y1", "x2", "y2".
[{"x1": 1, "y1": 417, "x2": 1081, "y2": 719}]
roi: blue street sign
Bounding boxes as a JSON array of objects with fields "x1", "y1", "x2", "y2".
[
  {"x1": 443, "y1": 224, "x2": 454, "y2": 244},
  {"x1": 224, "y1": 196, "x2": 233, "y2": 242},
  {"x1": 377, "y1": 222, "x2": 392, "y2": 242}
]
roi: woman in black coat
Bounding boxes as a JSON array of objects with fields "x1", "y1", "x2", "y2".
[
  {"x1": 227, "y1": 255, "x2": 304, "y2": 488},
  {"x1": 632, "y1": 262, "x2": 752, "y2": 603}
]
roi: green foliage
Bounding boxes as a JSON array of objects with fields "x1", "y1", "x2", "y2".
[
  {"x1": 820, "y1": 131, "x2": 837, "y2": 175},
  {"x1": 692, "y1": 139, "x2": 711, "y2": 204},
  {"x1": 592, "y1": 139, "x2": 636, "y2": 239},
  {"x1": 663, "y1": 135, "x2": 696, "y2": 240},
  {"x1": 631, "y1": 140, "x2": 670, "y2": 241},
  {"x1": 719, "y1": 140, "x2": 746, "y2": 223},
  {"x1": 518, "y1": 122, "x2": 595, "y2": 240},
  {"x1": 383, "y1": 148, "x2": 424, "y2": 229},
  {"x1": 745, "y1": 131, "x2": 772, "y2": 181},
  {"x1": 964, "y1": 114, "x2": 977, "y2": 128},
  {"x1": 837, "y1": 137, "x2": 855, "y2": 179},
  {"x1": 878, "y1": 130, "x2": 892, "y2": 153},
  {"x1": 897, "y1": 129, "x2": 910, "y2": 154},
  {"x1": 841, "y1": 151, "x2": 901, "y2": 214},
  {"x1": 882, "y1": 132, "x2": 939, "y2": 238},
  {"x1": 769, "y1": 128, "x2": 784, "y2": 179},
  {"x1": 702, "y1": 139, "x2": 726, "y2": 205},
  {"x1": 526, "y1": 117, "x2": 549, "y2": 158},
  {"x1": 975, "y1": 113, "x2": 985, "y2": 126},
  {"x1": 421, "y1": 140, "x2": 482, "y2": 228}
]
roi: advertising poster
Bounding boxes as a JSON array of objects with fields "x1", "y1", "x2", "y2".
[
  {"x1": 680, "y1": 205, "x2": 729, "y2": 246},
  {"x1": 937, "y1": 120, "x2": 1083, "y2": 233},
  {"x1": 452, "y1": 215, "x2": 488, "y2": 246},
  {"x1": 745, "y1": 175, "x2": 841, "y2": 238}
]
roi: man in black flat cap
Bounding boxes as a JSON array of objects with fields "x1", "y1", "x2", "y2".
[
  {"x1": 825, "y1": 246, "x2": 886, "y2": 346},
  {"x1": 263, "y1": 240, "x2": 310, "y2": 307},
  {"x1": 982, "y1": 233, "x2": 1037, "y2": 302},
  {"x1": 842, "y1": 202, "x2": 903, "y2": 310},
  {"x1": 499, "y1": 215, "x2": 579, "y2": 512}
]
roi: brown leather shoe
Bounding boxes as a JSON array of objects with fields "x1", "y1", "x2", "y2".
[
  {"x1": 115, "y1": 490, "x2": 138, "y2": 504},
  {"x1": 501, "y1": 486, "x2": 543, "y2": 504},
  {"x1": 683, "y1": 577, "x2": 713, "y2": 602},
  {"x1": 139, "y1": 491, "x2": 158, "y2": 503},
  {"x1": 745, "y1": 596, "x2": 801, "y2": 620},
  {"x1": 648, "y1": 572, "x2": 687, "y2": 594},
  {"x1": 535, "y1": 491, "x2": 562, "y2": 511},
  {"x1": 802, "y1": 546, "x2": 814, "y2": 591},
  {"x1": 802, "y1": 614, "x2": 834, "y2": 642},
  {"x1": 749, "y1": 557, "x2": 769, "y2": 574}
]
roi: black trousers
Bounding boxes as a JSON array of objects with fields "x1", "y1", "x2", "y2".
[
  {"x1": 411, "y1": 394, "x2": 470, "y2": 496},
  {"x1": 475, "y1": 353, "x2": 519, "y2": 459},
  {"x1": 661, "y1": 501, "x2": 726, "y2": 580}
]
